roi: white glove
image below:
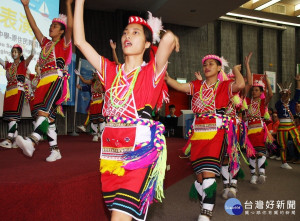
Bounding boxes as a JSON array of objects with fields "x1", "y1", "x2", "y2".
[{"x1": 74, "y1": 69, "x2": 81, "y2": 76}]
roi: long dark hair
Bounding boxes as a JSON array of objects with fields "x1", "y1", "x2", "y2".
[
  {"x1": 12, "y1": 47, "x2": 24, "y2": 61},
  {"x1": 143, "y1": 26, "x2": 153, "y2": 63},
  {"x1": 58, "y1": 23, "x2": 66, "y2": 39}
]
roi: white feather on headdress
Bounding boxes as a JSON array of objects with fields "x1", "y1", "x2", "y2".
[
  {"x1": 147, "y1": 11, "x2": 164, "y2": 44},
  {"x1": 59, "y1": 14, "x2": 67, "y2": 25},
  {"x1": 220, "y1": 56, "x2": 229, "y2": 70}
]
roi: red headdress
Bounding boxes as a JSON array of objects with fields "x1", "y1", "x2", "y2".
[
  {"x1": 12, "y1": 44, "x2": 23, "y2": 51},
  {"x1": 52, "y1": 14, "x2": 67, "y2": 29},
  {"x1": 128, "y1": 12, "x2": 164, "y2": 44}
]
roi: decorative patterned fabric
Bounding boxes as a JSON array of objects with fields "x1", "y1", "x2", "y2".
[
  {"x1": 3, "y1": 61, "x2": 27, "y2": 121},
  {"x1": 97, "y1": 57, "x2": 167, "y2": 119},
  {"x1": 33, "y1": 36, "x2": 71, "y2": 116}
]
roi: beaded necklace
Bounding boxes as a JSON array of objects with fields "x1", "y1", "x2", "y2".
[
  {"x1": 8, "y1": 61, "x2": 20, "y2": 81},
  {"x1": 109, "y1": 66, "x2": 141, "y2": 108},
  {"x1": 199, "y1": 80, "x2": 219, "y2": 107},
  {"x1": 249, "y1": 98, "x2": 261, "y2": 117},
  {"x1": 40, "y1": 40, "x2": 59, "y2": 60}
]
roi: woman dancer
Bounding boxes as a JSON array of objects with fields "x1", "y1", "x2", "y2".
[
  {"x1": 75, "y1": 69, "x2": 105, "y2": 142},
  {"x1": 246, "y1": 74, "x2": 273, "y2": 184},
  {"x1": 16, "y1": 0, "x2": 73, "y2": 162},
  {"x1": 74, "y1": 0, "x2": 179, "y2": 220},
  {"x1": 165, "y1": 55, "x2": 245, "y2": 221},
  {"x1": 0, "y1": 42, "x2": 35, "y2": 149}
]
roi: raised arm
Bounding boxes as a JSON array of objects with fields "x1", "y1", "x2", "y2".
[
  {"x1": 265, "y1": 73, "x2": 273, "y2": 105},
  {"x1": 244, "y1": 52, "x2": 253, "y2": 96},
  {"x1": 74, "y1": 69, "x2": 92, "y2": 85},
  {"x1": 21, "y1": 0, "x2": 43, "y2": 44},
  {"x1": 155, "y1": 31, "x2": 179, "y2": 77},
  {"x1": 165, "y1": 72, "x2": 190, "y2": 93},
  {"x1": 73, "y1": 0, "x2": 101, "y2": 72},
  {"x1": 25, "y1": 38, "x2": 36, "y2": 67},
  {"x1": 231, "y1": 64, "x2": 245, "y2": 93},
  {"x1": 65, "y1": 0, "x2": 73, "y2": 44},
  {"x1": 110, "y1": 40, "x2": 120, "y2": 65}
]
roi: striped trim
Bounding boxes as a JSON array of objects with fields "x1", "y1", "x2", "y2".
[
  {"x1": 3, "y1": 91, "x2": 25, "y2": 121},
  {"x1": 103, "y1": 167, "x2": 152, "y2": 221}
]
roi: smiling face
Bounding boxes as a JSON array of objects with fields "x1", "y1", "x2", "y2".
[
  {"x1": 11, "y1": 48, "x2": 21, "y2": 60},
  {"x1": 202, "y1": 59, "x2": 221, "y2": 79},
  {"x1": 121, "y1": 23, "x2": 150, "y2": 57},
  {"x1": 49, "y1": 22, "x2": 64, "y2": 39}
]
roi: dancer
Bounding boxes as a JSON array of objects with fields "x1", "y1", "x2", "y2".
[
  {"x1": 75, "y1": 69, "x2": 105, "y2": 142},
  {"x1": 165, "y1": 55, "x2": 245, "y2": 221},
  {"x1": 16, "y1": 0, "x2": 73, "y2": 162},
  {"x1": 74, "y1": 0, "x2": 179, "y2": 220},
  {"x1": 0, "y1": 41, "x2": 35, "y2": 149},
  {"x1": 246, "y1": 73, "x2": 273, "y2": 184},
  {"x1": 217, "y1": 54, "x2": 252, "y2": 199},
  {"x1": 275, "y1": 77, "x2": 300, "y2": 169}
]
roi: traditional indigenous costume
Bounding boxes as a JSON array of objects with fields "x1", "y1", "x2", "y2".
[
  {"x1": 275, "y1": 83, "x2": 300, "y2": 168},
  {"x1": 0, "y1": 45, "x2": 28, "y2": 148},
  {"x1": 89, "y1": 78, "x2": 105, "y2": 140},
  {"x1": 246, "y1": 80, "x2": 270, "y2": 184},
  {"x1": 97, "y1": 15, "x2": 168, "y2": 221},
  {"x1": 185, "y1": 55, "x2": 239, "y2": 219},
  {"x1": 16, "y1": 15, "x2": 72, "y2": 161}
]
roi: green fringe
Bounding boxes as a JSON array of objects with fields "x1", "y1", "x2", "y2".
[
  {"x1": 189, "y1": 183, "x2": 198, "y2": 200},
  {"x1": 204, "y1": 181, "x2": 217, "y2": 198},
  {"x1": 265, "y1": 159, "x2": 268, "y2": 167},
  {"x1": 238, "y1": 168, "x2": 245, "y2": 179},
  {"x1": 38, "y1": 119, "x2": 49, "y2": 135},
  {"x1": 8, "y1": 123, "x2": 17, "y2": 133}
]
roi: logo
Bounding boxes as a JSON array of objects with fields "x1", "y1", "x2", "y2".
[{"x1": 225, "y1": 198, "x2": 243, "y2": 215}]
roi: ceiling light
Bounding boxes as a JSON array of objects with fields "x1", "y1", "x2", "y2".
[
  {"x1": 295, "y1": 4, "x2": 300, "y2": 11},
  {"x1": 255, "y1": 0, "x2": 280, "y2": 11},
  {"x1": 252, "y1": 0, "x2": 259, "y2": 3},
  {"x1": 226, "y1": 12, "x2": 300, "y2": 27}
]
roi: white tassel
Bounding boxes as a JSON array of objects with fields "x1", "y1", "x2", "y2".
[{"x1": 147, "y1": 11, "x2": 164, "y2": 43}]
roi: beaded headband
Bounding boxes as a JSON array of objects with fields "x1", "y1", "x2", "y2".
[
  {"x1": 253, "y1": 80, "x2": 265, "y2": 90},
  {"x1": 52, "y1": 14, "x2": 67, "y2": 29},
  {"x1": 202, "y1": 54, "x2": 222, "y2": 66},
  {"x1": 128, "y1": 12, "x2": 164, "y2": 43}
]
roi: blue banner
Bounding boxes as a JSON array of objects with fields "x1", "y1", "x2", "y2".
[{"x1": 76, "y1": 58, "x2": 94, "y2": 114}]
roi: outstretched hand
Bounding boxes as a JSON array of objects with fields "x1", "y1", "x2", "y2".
[
  {"x1": 233, "y1": 64, "x2": 242, "y2": 72},
  {"x1": 74, "y1": 69, "x2": 81, "y2": 76},
  {"x1": 244, "y1": 52, "x2": 252, "y2": 66},
  {"x1": 31, "y1": 37, "x2": 36, "y2": 55},
  {"x1": 194, "y1": 71, "x2": 202, "y2": 81},
  {"x1": 110, "y1": 40, "x2": 116, "y2": 50},
  {"x1": 21, "y1": 0, "x2": 29, "y2": 6},
  {"x1": 295, "y1": 74, "x2": 300, "y2": 81}
]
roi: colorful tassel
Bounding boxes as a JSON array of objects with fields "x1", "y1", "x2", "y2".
[
  {"x1": 99, "y1": 159, "x2": 125, "y2": 176},
  {"x1": 203, "y1": 181, "x2": 217, "y2": 198},
  {"x1": 238, "y1": 168, "x2": 245, "y2": 179},
  {"x1": 189, "y1": 182, "x2": 199, "y2": 200}
]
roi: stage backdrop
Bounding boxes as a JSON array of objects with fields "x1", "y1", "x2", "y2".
[{"x1": 0, "y1": 0, "x2": 60, "y2": 117}]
